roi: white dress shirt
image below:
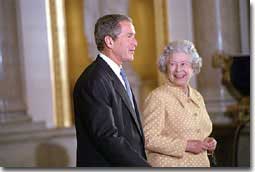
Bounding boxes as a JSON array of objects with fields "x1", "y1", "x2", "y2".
[{"x1": 99, "y1": 53, "x2": 126, "y2": 88}]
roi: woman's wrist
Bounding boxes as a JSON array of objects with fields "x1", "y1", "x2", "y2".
[{"x1": 207, "y1": 150, "x2": 214, "y2": 155}]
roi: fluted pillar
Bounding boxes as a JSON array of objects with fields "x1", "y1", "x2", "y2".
[
  {"x1": 192, "y1": 0, "x2": 241, "y2": 120},
  {"x1": 0, "y1": 0, "x2": 26, "y2": 121}
]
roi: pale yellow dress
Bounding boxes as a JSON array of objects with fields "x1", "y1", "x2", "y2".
[{"x1": 142, "y1": 82, "x2": 212, "y2": 167}]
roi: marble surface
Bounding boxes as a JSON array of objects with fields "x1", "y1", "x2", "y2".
[
  {"x1": 192, "y1": 0, "x2": 241, "y2": 114},
  {"x1": 0, "y1": 124, "x2": 76, "y2": 167},
  {"x1": 0, "y1": 0, "x2": 26, "y2": 114}
]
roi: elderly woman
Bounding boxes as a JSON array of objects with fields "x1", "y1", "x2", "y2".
[{"x1": 142, "y1": 40, "x2": 217, "y2": 167}]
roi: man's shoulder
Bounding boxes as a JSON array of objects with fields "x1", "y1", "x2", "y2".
[
  {"x1": 74, "y1": 59, "x2": 112, "y2": 90},
  {"x1": 80, "y1": 58, "x2": 111, "y2": 78}
]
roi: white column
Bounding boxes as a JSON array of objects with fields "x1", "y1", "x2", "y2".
[
  {"x1": 17, "y1": 0, "x2": 54, "y2": 127},
  {"x1": 0, "y1": 0, "x2": 26, "y2": 122},
  {"x1": 192, "y1": 0, "x2": 241, "y2": 123}
]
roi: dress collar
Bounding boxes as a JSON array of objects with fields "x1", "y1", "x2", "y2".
[{"x1": 165, "y1": 81, "x2": 201, "y2": 108}]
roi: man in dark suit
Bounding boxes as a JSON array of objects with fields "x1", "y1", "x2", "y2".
[{"x1": 73, "y1": 14, "x2": 150, "y2": 167}]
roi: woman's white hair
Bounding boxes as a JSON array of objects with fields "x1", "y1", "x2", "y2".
[{"x1": 158, "y1": 40, "x2": 202, "y2": 74}]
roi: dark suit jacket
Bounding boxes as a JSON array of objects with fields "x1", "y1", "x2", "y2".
[{"x1": 73, "y1": 56, "x2": 150, "y2": 167}]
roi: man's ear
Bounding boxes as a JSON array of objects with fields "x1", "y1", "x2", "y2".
[{"x1": 104, "y1": 36, "x2": 114, "y2": 49}]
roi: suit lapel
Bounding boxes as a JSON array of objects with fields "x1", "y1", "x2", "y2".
[
  {"x1": 112, "y1": 79, "x2": 143, "y2": 136},
  {"x1": 96, "y1": 56, "x2": 143, "y2": 136},
  {"x1": 132, "y1": 96, "x2": 145, "y2": 140}
]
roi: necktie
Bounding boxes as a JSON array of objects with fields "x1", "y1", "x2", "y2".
[{"x1": 120, "y1": 68, "x2": 134, "y2": 108}]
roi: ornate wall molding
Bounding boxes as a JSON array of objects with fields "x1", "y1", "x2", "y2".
[
  {"x1": 153, "y1": 0, "x2": 169, "y2": 85},
  {"x1": 46, "y1": 0, "x2": 72, "y2": 127}
]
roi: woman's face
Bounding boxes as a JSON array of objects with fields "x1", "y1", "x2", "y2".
[{"x1": 167, "y1": 52, "x2": 194, "y2": 88}]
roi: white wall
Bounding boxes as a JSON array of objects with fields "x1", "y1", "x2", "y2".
[
  {"x1": 167, "y1": 0, "x2": 194, "y2": 42},
  {"x1": 167, "y1": 0, "x2": 197, "y2": 88},
  {"x1": 17, "y1": 0, "x2": 54, "y2": 127}
]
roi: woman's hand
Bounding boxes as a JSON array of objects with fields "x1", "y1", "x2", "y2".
[
  {"x1": 203, "y1": 137, "x2": 217, "y2": 153},
  {"x1": 186, "y1": 140, "x2": 208, "y2": 154}
]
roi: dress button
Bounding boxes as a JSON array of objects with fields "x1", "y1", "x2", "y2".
[
  {"x1": 193, "y1": 113, "x2": 198, "y2": 116},
  {"x1": 196, "y1": 129, "x2": 201, "y2": 133}
]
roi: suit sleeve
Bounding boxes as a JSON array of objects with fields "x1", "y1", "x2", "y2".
[
  {"x1": 142, "y1": 91, "x2": 187, "y2": 158},
  {"x1": 75, "y1": 78, "x2": 150, "y2": 167}
]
